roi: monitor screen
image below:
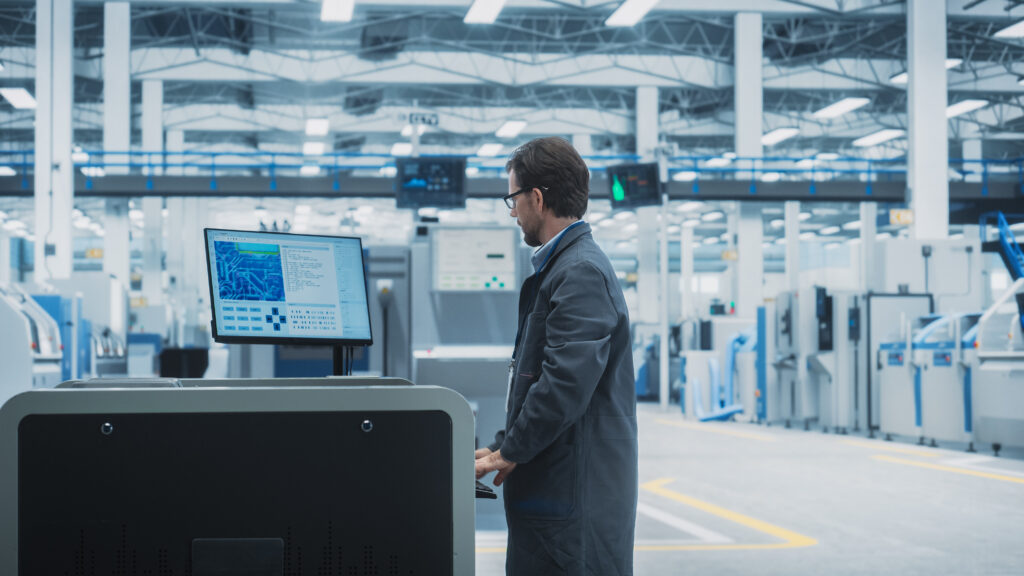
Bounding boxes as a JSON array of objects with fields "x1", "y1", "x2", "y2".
[
  {"x1": 395, "y1": 157, "x2": 467, "y2": 209},
  {"x1": 205, "y1": 229, "x2": 372, "y2": 346},
  {"x1": 607, "y1": 162, "x2": 662, "y2": 209},
  {"x1": 433, "y1": 228, "x2": 517, "y2": 291}
]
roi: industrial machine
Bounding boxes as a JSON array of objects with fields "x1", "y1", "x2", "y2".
[
  {"x1": 770, "y1": 291, "x2": 813, "y2": 428},
  {"x1": 0, "y1": 284, "x2": 63, "y2": 403},
  {"x1": 0, "y1": 382, "x2": 475, "y2": 575},
  {"x1": 681, "y1": 317, "x2": 755, "y2": 422},
  {"x1": 50, "y1": 272, "x2": 129, "y2": 377},
  {"x1": 31, "y1": 292, "x2": 90, "y2": 382},
  {"x1": 972, "y1": 278, "x2": 1024, "y2": 455},
  {"x1": 915, "y1": 313, "x2": 981, "y2": 448},
  {"x1": 806, "y1": 289, "x2": 864, "y2": 434}
]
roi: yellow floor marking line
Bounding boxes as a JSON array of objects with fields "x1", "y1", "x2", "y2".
[
  {"x1": 476, "y1": 479, "x2": 817, "y2": 555},
  {"x1": 654, "y1": 418, "x2": 777, "y2": 442},
  {"x1": 634, "y1": 478, "x2": 818, "y2": 552},
  {"x1": 873, "y1": 455, "x2": 1024, "y2": 485},
  {"x1": 841, "y1": 439, "x2": 941, "y2": 459}
]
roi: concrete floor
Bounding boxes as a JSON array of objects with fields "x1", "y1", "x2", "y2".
[{"x1": 475, "y1": 403, "x2": 1024, "y2": 575}]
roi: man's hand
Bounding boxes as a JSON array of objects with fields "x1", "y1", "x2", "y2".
[
  {"x1": 474, "y1": 447, "x2": 493, "y2": 460},
  {"x1": 474, "y1": 449, "x2": 517, "y2": 486}
]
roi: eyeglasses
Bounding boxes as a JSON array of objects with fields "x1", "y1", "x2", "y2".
[{"x1": 502, "y1": 186, "x2": 548, "y2": 209}]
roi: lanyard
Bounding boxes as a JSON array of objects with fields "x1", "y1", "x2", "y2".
[{"x1": 512, "y1": 220, "x2": 583, "y2": 361}]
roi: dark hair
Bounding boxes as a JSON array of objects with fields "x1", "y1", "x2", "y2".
[{"x1": 505, "y1": 137, "x2": 589, "y2": 219}]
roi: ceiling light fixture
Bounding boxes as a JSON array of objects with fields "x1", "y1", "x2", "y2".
[
  {"x1": 672, "y1": 171, "x2": 698, "y2": 182},
  {"x1": 0, "y1": 87, "x2": 36, "y2": 109},
  {"x1": 813, "y1": 97, "x2": 871, "y2": 119},
  {"x1": 303, "y1": 142, "x2": 326, "y2": 156},
  {"x1": 476, "y1": 143, "x2": 504, "y2": 157},
  {"x1": 682, "y1": 218, "x2": 701, "y2": 228},
  {"x1": 799, "y1": 212, "x2": 812, "y2": 221},
  {"x1": 391, "y1": 142, "x2": 413, "y2": 156},
  {"x1": 401, "y1": 124, "x2": 427, "y2": 137},
  {"x1": 0, "y1": 166, "x2": 15, "y2": 176},
  {"x1": 842, "y1": 220, "x2": 862, "y2": 231},
  {"x1": 464, "y1": 0, "x2": 507, "y2": 24},
  {"x1": 761, "y1": 127, "x2": 800, "y2": 146},
  {"x1": 760, "y1": 172, "x2": 781, "y2": 183},
  {"x1": 495, "y1": 120, "x2": 527, "y2": 139},
  {"x1": 606, "y1": 0, "x2": 661, "y2": 27},
  {"x1": 321, "y1": 0, "x2": 355, "y2": 22},
  {"x1": 890, "y1": 59, "x2": 963, "y2": 84},
  {"x1": 946, "y1": 99, "x2": 989, "y2": 119},
  {"x1": 853, "y1": 129, "x2": 905, "y2": 147},
  {"x1": 705, "y1": 157, "x2": 731, "y2": 168},
  {"x1": 701, "y1": 210, "x2": 724, "y2": 222},
  {"x1": 299, "y1": 165, "x2": 322, "y2": 177},
  {"x1": 676, "y1": 201, "x2": 704, "y2": 212},
  {"x1": 819, "y1": 225, "x2": 841, "y2": 235},
  {"x1": 815, "y1": 152, "x2": 840, "y2": 161},
  {"x1": 305, "y1": 118, "x2": 329, "y2": 136}
]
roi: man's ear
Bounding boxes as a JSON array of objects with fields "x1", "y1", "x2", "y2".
[{"x1": 532, "y1": 187, "x2": 546, "y2": 212}]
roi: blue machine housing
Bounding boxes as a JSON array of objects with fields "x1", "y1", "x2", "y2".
[{"x1": 31, "y1": 294, "x2": 89, "y2": 381}]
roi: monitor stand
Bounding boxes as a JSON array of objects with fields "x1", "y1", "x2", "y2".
[{"x1": 332, "y1": 345, "x2": 352, "y2": 376}]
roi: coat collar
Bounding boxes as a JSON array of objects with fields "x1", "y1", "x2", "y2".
[{"x1": 530, "y1": 220, "x2": 590, "y2": 274}]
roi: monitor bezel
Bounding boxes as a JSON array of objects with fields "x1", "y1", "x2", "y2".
[
  {"x1": 394, "y1": 156, "x2": 468, "y2": 209},
  {"x1": 204, "y1": 228, "x2": 374, "y2": 347},
  {"x1": 607, "y1": 162, "x2": 663, "y2": 210}
]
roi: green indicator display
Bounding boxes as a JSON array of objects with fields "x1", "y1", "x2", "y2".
[{"x1": 612, "y1": 175, "x2": 626, "y2": 202}]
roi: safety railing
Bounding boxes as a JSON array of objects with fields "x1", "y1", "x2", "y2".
[{"x1": 0, "y1": 150, "x2": 1022, "y2": 196}]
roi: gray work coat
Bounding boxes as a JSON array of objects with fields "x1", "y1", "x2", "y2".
[{"x1": 489, "y1": 222, "x2": 638, "y2": 576}]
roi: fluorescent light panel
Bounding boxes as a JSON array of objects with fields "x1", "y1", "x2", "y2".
[
  {"x1": 819, "y1": 225, "x2": 841, "y2": 235},
  {"x1": 761, "y1": 127, "x2": 799, "y2": 146},
  {"x1": 299, "y1": 165, "x2": 321, "y2": 176},
  {"x1": 946, "y1": 99, "x2": 989, "y2": 119},
  {"x1": 672, "y1": 171, "x2": 698, "y2": 182},
  {"x1": 853, "y1": 129, "x2": 905, "y2": 147},
  {"x1": 760, "y1": 172, "x2": 781, "y2": 183},
  {"x1": 705, "y1": 157, "x2": 731, "y2": 168},
  {"x1": 305, "y1": 118, "x2": 329, "y2": 136},
  {"x1": 606, "y1": 0, "x2": 661, "y2": 27},
  {"x1": 676, "y1": 201, "x2": 704, "y2": 212},
  {"x1": 401, "y1": 124, "x2": 427, "y2": 137},
  {"x1": 464, "y1": 0, "x2": 507, "y2": 24},
  {"x1": 391, "y1": 142, "x2": 413, "y2": 156},
  {"x1": 0, "y1": 88, "x2": 36, "y2": 109},
  {"x1": 994, "y1": 20, "x2": 1024, "y2": 38},
  {"x1": 0, "y1": 166, "x2": 15, "y2": 176},
  {"x1": 476, "y1": 143, "x2": 503, "y2": 157},
  {"x1": 303, "y1": 142, "x2": 326, "y2": 156},
  {"x1": 890, "y1": 59, "x2": 963, "y2": 84},
  {"x1": 813, "y1": 97, "x2": 871, "y2": 119},
  {"x1": 321, "y1": 0, "x2": 355, "y2": 22},
  {"x1": 495, "y1": 120, "x2": 527, "y2": 139}
]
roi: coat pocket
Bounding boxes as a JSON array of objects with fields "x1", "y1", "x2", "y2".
[{"x1": 505, "y1": 440, "x2": 577, "y2": 520}]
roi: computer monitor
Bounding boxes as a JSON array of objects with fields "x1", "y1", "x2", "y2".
[
  {"x1": 205, "y1": 229, "x2": 373, "y2": 346},
  {"x1": 395, "y1": 157, "x2": 467, "y2": 209},
  {"x1": 607, "y1": 162, "x2": 662, "y2": 210}
]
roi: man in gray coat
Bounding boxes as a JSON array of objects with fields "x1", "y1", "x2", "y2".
[{"x1": 475, "y1": 137, "x2": 638, "y2": 575}]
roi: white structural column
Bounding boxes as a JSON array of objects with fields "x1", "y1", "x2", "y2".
[
  {"x1": 165, "y1": 130, "x2": 186, "y2": 343},
  {"x1": 784, "y1": 201, "x2": 800, "y2": 292},
  {"x1": 860, "y1": 203, "x2": 878, "y2": 292},
  {"x1": 142, "y1": 80, "x2": 164, "y2": 305},
  {"x1": 907, "y1": 0, "x2": 949, "y2": 239},
  {"x1": 680, "y1": 226, "x2": 695, "y2": 319},
  {"x1": 102, "y1": 3, "x2": 132, "y2": 287},
  {"x1": 734, "y1": 13, "x2": 764, "y2": 318},
  {"x1": 734, "y1": 12, "x2": 764, "y2": 160},
  {"x1": 103, "y1": 2, "x2": 131, "y2": 175},
  {"x1": 737, "y1": 204, "x2": 763, "y2": 315},
  {"x1": 33, "y1": 0, "x2": 75, "y2": 282},
  {"x1": 103, "y1": 199, "x2": 131, "y2": 286},
  {"x1": 635, "y1": 86, "x2": 659, "y2": 324},
  {"x1": 962, "y1": 139, "x2": 982, "y2": 184}
]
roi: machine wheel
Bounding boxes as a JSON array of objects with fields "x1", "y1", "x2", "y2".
[{"x1": 993, "y1": 443, "x2": 1002, "y2": 457}]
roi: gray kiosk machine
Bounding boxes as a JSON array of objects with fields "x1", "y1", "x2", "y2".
[{"x1": 0, "y1": 229, "x2": 477, "y2": 575}]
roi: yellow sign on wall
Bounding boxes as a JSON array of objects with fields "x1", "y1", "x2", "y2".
[
  {"x1": 889, "y1": 209, "x2": 914, "y2": 226},
  {"x1": 721, "y1": 249, "x2": 738, "y2": 261},
  {"x1": 85, "y1": 248, "x2": 103, "y2": 259}
]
